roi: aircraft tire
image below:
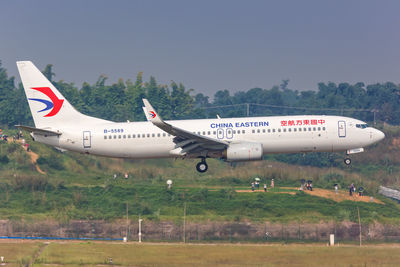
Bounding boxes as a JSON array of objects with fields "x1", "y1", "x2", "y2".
[
  {"x1": 344, "y1": 158, "x2": 351, "y2": 165},
  {"x1": 196, "y1": 161, "x2": 208, "y2": 173}
]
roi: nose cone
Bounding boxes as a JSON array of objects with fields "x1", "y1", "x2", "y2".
[{"x1": 375, "y1": 129, "x2": 385, "y2": 142}]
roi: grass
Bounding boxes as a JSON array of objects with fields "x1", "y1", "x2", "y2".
[
  {"x1": 0, "y1": 176, "x2": 399, "y2": 223},
  {"x1": 0, "y1": 242, "x2": 43, "y2": 266},
  {"x1": 2, "y1": 241, "x2": 393, "y2": 266},
  {"x1": 0, "y1": 129, "x2": 399, "y2": 223}
]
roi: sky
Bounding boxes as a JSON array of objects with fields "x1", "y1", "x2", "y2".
[{"x1": 1, "y1": 0, "x2": 400, "y2": 96}]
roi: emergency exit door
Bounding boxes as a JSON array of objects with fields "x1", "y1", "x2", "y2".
[
  {"x1": 83, "y1": 131, "x2": 91, "y2": 148},
  {"x1": 338, "y1": 121, "x2": 346, "y2": 138}
]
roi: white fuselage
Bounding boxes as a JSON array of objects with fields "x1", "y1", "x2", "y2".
[{"x1": 33, "y1": 115, "x2": 384, "y2": 159}]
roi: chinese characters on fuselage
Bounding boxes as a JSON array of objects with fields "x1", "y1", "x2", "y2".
[{"x1": 280, "y1": 119, "x2": 325, "y2": 127}]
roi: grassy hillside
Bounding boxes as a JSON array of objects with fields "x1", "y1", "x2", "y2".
[{"x1": 0, "y1": 124, "x2": 399, "y2": 223}]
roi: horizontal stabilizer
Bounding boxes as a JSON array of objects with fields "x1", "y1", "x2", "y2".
[{"x1": 15, "y1": 125, "x2": 61, "y2": 136}]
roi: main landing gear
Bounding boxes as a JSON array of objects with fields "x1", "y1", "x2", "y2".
[
  {"x1": 196, "y1": 158, "x2": 208, "y2": 173},
  {"x1": 344, "y1": 157, "x2": 351, "y2": 165}
]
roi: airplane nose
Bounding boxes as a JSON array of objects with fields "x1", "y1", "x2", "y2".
[{"x1": 375, "y1": 129, "x2": 385, "y2": 142}]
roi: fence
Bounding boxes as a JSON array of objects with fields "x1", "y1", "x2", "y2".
[{"x1": 1, "y1": 220, "x2": 399, "y2": 243}]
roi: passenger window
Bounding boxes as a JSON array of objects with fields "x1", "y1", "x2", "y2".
[
  {"x1": 168, "y1": 134, "x2": 171, "y2": 136},
  {"x1": 283, "y1": 128, "x2": 286, "y2": 132},
  {"x1": 213, "y1": 131, "x2": 216, "y2": 135},
  {"x1": 242, "y1": 130, "x2": 245, "y2": 134},
  {"x1": 298, "y1": 128, "x2": 301, "y2": 132},
  {"x1": 109, "y1": 135, "x2": 112, "y2": 139},
  {"x1": 128, "y1": 134, "x2": 131, "y2": 138},
  {"x1": 262, "y1": 129, "x2": 265, "y2": 133},
  {"x1": 157, "y1": 133, "x2": 160, "y2": 137},
  {"x1": 288, "y1": 128, "x2": 292, "y2": 132},
  {"x1": 152, "y1": 133, "x2": 155, "y2": 137},
  {"x1": 237, "y1": 130, "x2": 240, "y2": 134},
  {"x1": 123, "y1": 135, "x2": 126, "y2": 139},
  {"x1": 233, "y1": 130, "x2": 236, "y2": 134},
  {"x1": 323, "y1": 127, "x2": 326, "y2": 131},
  {"x1": 278, "y1": 129, "x2": 281, "y2": 132},
  {"x1": 118, "y1": 135, "x2": 121, "y2": 139},
  {"x1": 257, "y1": 129, "x2": 260, "y2": 133},
  {"x1": 304, "y1": 128, "x2": 307, "y2": 131},
  {"x1": 132, "y1": 134, "x2": 135, "y2": 138},
  {"x1": 114, "y1": 135, "x2": 117, "y2": 139},
  {"x1": 137, "y1": 134, "x2": 140, "y2": 138},
  {"x1": 294, "y1": 128, "x2": 297, "y2": 132},
  {"x1": 308, "y1": 127, "x2": 312, "y2": 131},
  {"x1": 142, "y1": 134, "x2": 145, "y2": 138},
  {"x1": 202, "y1": 131, "x2": 206, "y2": 135},
  {"x1": 252, "y1": 130, "x2": 255, "y2": 133},
  {"x1": 147, "y1": 134, "x2": 150, "y2": 138},
  {"x1": 318, "y1": 127, "x2": 321, "y2": 131},
  {"x1": 208, "y1": 131, "x2": 210, "y2": 135},
  {"x1": 163, "y1": 133, "x2": 166, "y2": 137},
  {"x1": 313, "y1": 127, "x2": 316, "y2": 131},
  {"x1": 104, "y1": 136, "x2": 107, "y2": 139},
  {"x1": 272, "y1": 129, "x2": 275, "y2": 133}
]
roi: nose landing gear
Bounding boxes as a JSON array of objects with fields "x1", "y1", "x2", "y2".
[{"x1": 196, "y1": 158, "x2": 208, "y2": 173}]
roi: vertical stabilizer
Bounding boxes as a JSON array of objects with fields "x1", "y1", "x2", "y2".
[{"x1": 16, "y1": 61, "x2": 109, "y2": 129}]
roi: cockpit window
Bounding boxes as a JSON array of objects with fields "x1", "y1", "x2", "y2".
[{"x1": 356, "y1": 124, "x2": 368, "y2": 129}]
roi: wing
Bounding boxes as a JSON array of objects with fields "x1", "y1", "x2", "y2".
[{"x1": 142, "y1": 99, "x2": 228, "y2": 157}]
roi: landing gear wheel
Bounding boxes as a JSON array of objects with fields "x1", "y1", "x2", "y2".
[
  {"x1": 196, "y1": 161, "x2": 208, "y2": 173},
  {"x1": 344, "y1": 158, "x2": 351, "y2": 165}
]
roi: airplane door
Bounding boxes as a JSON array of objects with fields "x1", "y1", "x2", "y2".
[
  {"x1": 338, "y1": 121, "x2": 346, "y2": 138},
  {"x1": 217, "y1": 128, "x2": 224, "y2": 139},
  {"x1": 83, "y1": 131, "x2": 91, "y2": 148}
]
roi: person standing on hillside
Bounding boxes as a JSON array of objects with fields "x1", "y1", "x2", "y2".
[
  {"x1": 349, "y1": 183, "x2": 354, "y2": 196},
  {"x1": 264, "y1": 184, "x2": 267, "y2": 192},
  {"x1": 251, "y1": 182, "x2": 255, "y2": 192},
  {"x1": 334, "y1": 184, "x2": 338, "y2": 194},
  {"x1": 271, "y1": 179, "x2": 274, "y2": 188},
  {"x1": 358, "y1": 187, "x2": 364, "y2": 196}
]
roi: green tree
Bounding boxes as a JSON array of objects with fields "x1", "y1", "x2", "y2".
[
  {"x1": 126, "y1": 72, "x2": 146, "y2": 121},
  {"x1": 42, "y1": 64, "x2": 55, "y2": 82},
  {"x1": 170, "y1": 81, "x2": 194, "y2": 119}
]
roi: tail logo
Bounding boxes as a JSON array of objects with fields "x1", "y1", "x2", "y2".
[
  {"x1": 28, "y1": 87, "x2": 64, "y2": 117},
  {"x1": 149, "y1": 111, "x2": 156, "y2": 119}
]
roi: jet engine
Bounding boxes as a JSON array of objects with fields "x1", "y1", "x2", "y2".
[{"x1": 224, "y1": 142, "x2": 263, "y2": 161}]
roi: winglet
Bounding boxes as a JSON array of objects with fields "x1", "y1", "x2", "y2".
[
  {"x1": 142, "y1": 99, "x2": 164, "y2": 126},
  {"x1": 142, "y1": 107, "x2": 152, "y2": 121}
]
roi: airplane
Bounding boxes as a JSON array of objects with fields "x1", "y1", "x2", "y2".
[{"x1": 16, "y1": 61, "x2": 385, "y2": 173}]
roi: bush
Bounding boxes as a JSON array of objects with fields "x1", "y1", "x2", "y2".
[
  {"x1": 37, "y1": 155, "x2": 64, "y2": 170},
  {"x1": 0, "y1": 155, "x2": 9, "y2": 164},
  {"x1": 273, "y1": 152, "x2": 341, "y2": 168},
  {"x1": 12, "y1": 175, "x2": 48, "y2": 191}
]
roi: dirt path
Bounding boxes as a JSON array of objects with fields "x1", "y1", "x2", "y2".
[
  {"x1": 236, "y1": 189, "x2": 296, "y2": 195},
  {"x1": 9, "y1": 139, "x2": 46, "y2": 174},
  {"x1": 236, "y1": 187, "x2": 383, "y2": 204},
  {"x1": 303, "y1": 187, "x2": 383, "y2": 204},
  {"x1": 27, "y1": 149, "x2": 46, "y2": 174},
  {"x1": 29, "y1": 242, "x2": 49, "y2": 266}
]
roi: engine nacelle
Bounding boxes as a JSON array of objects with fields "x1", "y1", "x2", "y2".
[{"x1": 224, "y1": 142, "x2": 263, "y2": 162}]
